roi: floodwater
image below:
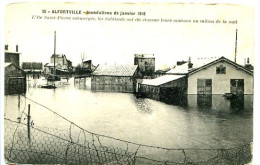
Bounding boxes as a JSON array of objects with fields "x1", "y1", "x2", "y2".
[{"x1": 4, "y1": 76, "x2": 253, "y2": 151}]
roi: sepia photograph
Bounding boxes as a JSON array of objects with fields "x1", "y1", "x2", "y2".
[{"x1": 1, "y1": 1, "x2": 256, "y2": 164}]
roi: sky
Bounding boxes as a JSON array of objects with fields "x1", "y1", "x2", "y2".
[{"x1": 4, "y1": 3, "x2": 254, "y2": 70}]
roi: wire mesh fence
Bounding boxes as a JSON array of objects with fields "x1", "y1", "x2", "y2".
[
  {"x1": 4, "y1": 117, "x2": 252, "y2": 165},
  {"x1": 4, "y1": 84, "x2": 253, "y2": 164}
]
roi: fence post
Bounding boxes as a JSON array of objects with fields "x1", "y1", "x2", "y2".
[{"x1": 27, "y1": 104, "x2": 31, "y2": 141}]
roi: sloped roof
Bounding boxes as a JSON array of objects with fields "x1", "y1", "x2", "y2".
[
  {"x1": 51, "y1": 54, "x2": 67, "y2": 59},
  {"x1": 4, "y1": 63, "x2": 12, "y2": 67},
  {"x1": 92, "y1": 64, "x2": 138, "y2": 76},
  {"x1": 191, "y1": 57, "x2": 220, "y2": 69},
  {"x1": 5, "y1": 51, "x2": 21, "y2": 54},
  {"x1": 141, "y1": 75, "x2": 186, "y2": 86},
  {"x1": 44, "y1": 63, "x2": 61, "y2": 67},
  {"x1": 189, "y1": 56, "x2": 253, "y2": 75},
  {"x1": 166, "y1": 62, "x2": 189, "y2": 74},
  {"x1": 4, "y1": 62, "x2": 25, "y2": 72}
]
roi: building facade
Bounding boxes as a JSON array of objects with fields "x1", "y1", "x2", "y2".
[
  {"x1": 22, "y1": 62, "x2": 43, "y2": 73},
  {"x1": 91, "y1": 64, "x2": 138, "y2": 93},
  {"x1": 44, "y1": 63, "x2": 62, "y2": 74},
  {"x1": 5, "y1": 45, "x2": 21, "y2": 67},
  {"x1": 5, "y1": 63, "x2": 26, "y2": 95},
  {"x1": 134, "y1": 54, "x2": 155, "y2": 78},
  {"x1": 187, "y1": 57, "x2": 253, "y2": 95},
  {"x1": 51, "y1": 54, "x2": 68, "y2": 70}
]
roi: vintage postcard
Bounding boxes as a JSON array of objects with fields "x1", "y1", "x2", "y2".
[{"x1": 2, "y1": 1, "x2": 255, "y2": 165}]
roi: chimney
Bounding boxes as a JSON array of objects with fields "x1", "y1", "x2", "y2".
[
  {"x1": 16, "y1": 45, "x2": 18, "y2": 52},
  {"x1": 245, "y1": 57, "x2": 253, "y2": 70},
  {"x1": 188, "y1": 56, "x2": 193, "y2": 69},
  {"x1": 5, "y1": 45, "x2": 8, "y2": 50}
]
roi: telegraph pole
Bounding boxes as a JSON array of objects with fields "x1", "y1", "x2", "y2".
[{"x1": 234, "y1": 29, "x2": 238, "y2": 63}]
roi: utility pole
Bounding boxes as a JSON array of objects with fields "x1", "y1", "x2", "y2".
[
  {"x1": 27, "y1": 104, "x2": 31, "y2": 141},
  {"x1": 234, "y1": 29, "x2": 238, "y2": 63}
]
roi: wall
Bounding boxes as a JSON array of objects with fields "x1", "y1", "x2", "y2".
[
  {"x1": 139, "y1": 77, "x2": 187, "y2": 101},
  {"x1": 5, "y1": 64, "x2": 26, "y2": 95},
  {"x1": 134, "y1": 57, "x2": 155, "y2": 77},
  {"x1": 51, "y1": 57, "x2": 68, "y2": 70},
  {"x1": 139, "y1": 85, "x2": 160, "y2": 100},
  {"x1": 91, "y1": 76, "x2": 135, "y2": 93},
  {"x1": 188, "y1": 61, "x2": 254, "y2": 94},
  {"x1": 5, "y1": 53, "x2": 20, "y2": 67},
  {"x1": 44, "y1": 65, "x2": 62, "y2": 74}
]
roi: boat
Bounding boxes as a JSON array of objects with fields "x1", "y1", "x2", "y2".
[
  {"x1": 41, "y1": 84, "x2": 57, "y2": 89},
  {"x1": 223, "y1": 93, "x2": 238, "y2": 100}
]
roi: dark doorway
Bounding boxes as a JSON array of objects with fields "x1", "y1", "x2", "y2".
[{"x1": 230, "y1": 79, "x2": 244, "y2": 95}]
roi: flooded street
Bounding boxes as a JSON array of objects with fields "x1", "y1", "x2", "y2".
[{"x1": 4, "y1": 77, "x2": 253, "y2": 151}]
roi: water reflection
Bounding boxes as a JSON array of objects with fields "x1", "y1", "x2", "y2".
[
  {"x1": 134, "y1": 98, "x2": 153, "y2": 115},
  {"x1": 230, "y1": 95, "x2": 244, "y2": 110},
  {"x1": 197, "y1": 95, "x2": 212, "y2": 108},
  {"x1": 4, "y1": 77, "x2": 253, "y2": 150}
]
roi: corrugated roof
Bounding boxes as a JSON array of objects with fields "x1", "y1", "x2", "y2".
[
  {"x1": 141, "y1": 75, "x2": 186, "y2": 86},
  {"x1": 93, "y1": 64, "x2": 138, "y2": 76}
]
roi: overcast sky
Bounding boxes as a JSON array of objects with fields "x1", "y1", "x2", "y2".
[{"x1": 4, "y1": 3, "x2": 254, "y2": 70}]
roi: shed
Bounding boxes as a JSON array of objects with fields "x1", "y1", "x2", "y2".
[
  {"x1": 5, "y1": 63, "x2": 26, "y2": 95},
  {"x1": 139, "y1": 75, "x2": 187, "y2": 102},
  {"x1": 91, "y1": 64, "x2": 138, "y2": 93}
]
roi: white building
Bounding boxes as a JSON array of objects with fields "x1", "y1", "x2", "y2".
[{"x1": 166, "y1": 56, "x2": 253, "y2": 95}]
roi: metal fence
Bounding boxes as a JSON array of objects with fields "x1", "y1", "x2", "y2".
[{"x1": 4, "y1": 91, "x2": 252, "y2": 164}]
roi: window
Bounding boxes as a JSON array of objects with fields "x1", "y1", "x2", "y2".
[
  {"x1": 216, "y1": 65, "x2": 226, "y2": 74},
  {"x1": 197, "y1": 79, "x2": 212, "y2": 95}
]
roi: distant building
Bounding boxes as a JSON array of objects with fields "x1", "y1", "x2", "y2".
[
  {"x1": 5, "y1": 63, "x2": 26, "y2": 95},
  {"x1": 166, "y1": 56, "x2": 254, "y2": 95},
  {"x1": 44, "y1": 63, "x2": 62, "y2": 74},
  {"x1": 82, "y1": 59, "x2": 92, "y2": 70},
  {"x1": 5, "y1": 45, "x2": 21, "y2": 67},
  {"x1": 51, "y1": 54, "x2": 68, "y2": 70},
  {"x1": 67, "y1": 60, "x2": 73, "y2": 72},
  {"x1": 134, "y1": 54, "x2": 155, "y2": 78},
  {"x1": 91, "y1": 64, "x2": 138, "y2": 93},
  {"x1": 22, "y1": 62, "x2": 43, "y2": 73}
]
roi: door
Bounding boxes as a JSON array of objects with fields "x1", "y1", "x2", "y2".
[
  {"x1": 197, "y1": 79, "x2": 212, "y2": 95},
  {"x1": 230, "y1": 79, "x2": 244, "y2": 95}
]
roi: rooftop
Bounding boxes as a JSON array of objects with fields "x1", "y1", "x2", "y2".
[
  {"x1": 44, "y1": 63, "x2": 61, "y2": 67},
  {"x1": 141, "y1": 75, "x2": 186, "y2": 86},
  {"x1": 93, "y1": 64, "x2": 138, "y2": 76},
  {"x1": 51, "y1": 54, "x2": 66, "y2": 58},
  {"x1": 166, "y1": 62, "x2": 189, "y2": 74},
  {"x1": 4, "y1": 62, "x2": 12, "y2": 68},
  {"x1": 167, "y1": 57, "x2": 221, "y2": 74},
  {"x1": 134, "y1": 54, "x2": 155, "y2": 58}
]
